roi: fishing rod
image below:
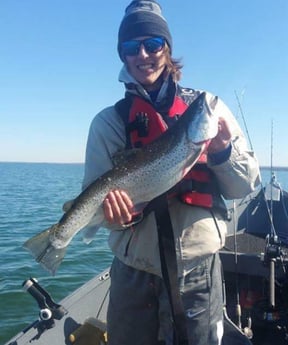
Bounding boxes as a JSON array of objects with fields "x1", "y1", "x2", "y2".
[
  {"x1": 231, "y1": 199, "x2": 242, "y2": 330},
  {"x1": 270, "y1": 120, "x2": 274, "y2": 226},
  {"x1": 262, "y1": 121, "x2": 288, "y2": 321},
  {"x1": 232, "y1": 90, "x2": 251, "y2": 333},
  {"x1": 233, "y1": 90, "x2": 285, "y2": 328},
  {"x1": 266, "y1": 119, "x2": 280, "y2": 309},
  {"x1": 234, "y1": 90, "x2": 278, "y2": 238},
  {"x1": 234, "y1": 90, "x2": 253, "y2": 151}
]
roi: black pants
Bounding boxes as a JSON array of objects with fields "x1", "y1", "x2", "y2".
[{"x1": 107, "y1": 254, "x2": 223, "y2": 345}]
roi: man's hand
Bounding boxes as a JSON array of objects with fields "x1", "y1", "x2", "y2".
[
  {"x1": 208, "y1": 117, "x2": 232, "y2": 154},
  {"x1": 103, "y1": 190, "x2": 134, "y2": 226}
]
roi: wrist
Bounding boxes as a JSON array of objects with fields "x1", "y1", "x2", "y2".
[{"x1": 208, "y1": 142, "x2": 232, "y2": 165}]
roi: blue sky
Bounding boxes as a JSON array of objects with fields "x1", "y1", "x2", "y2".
[{"x1": 0, "y1": 0, "x2": 287, "y2": 166}]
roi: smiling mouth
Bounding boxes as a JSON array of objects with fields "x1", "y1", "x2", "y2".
[{"x1": 138, "y1": 64, "x2": 154, "y2": 71}]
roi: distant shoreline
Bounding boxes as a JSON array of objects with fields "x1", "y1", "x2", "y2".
[
  {"x1": 0, "y1": 161, "x2": 287, "y2": 170},
  {"x1": 0, "y1": 161, "x2": 84, "y2": 165},
  {"x1": 260, "y1": 166, "x2": 288, "y2": 171}
]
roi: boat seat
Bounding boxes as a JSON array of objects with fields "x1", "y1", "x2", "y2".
[{"x1": 69, "y1": 317, "x2": 107, "y2": 345}]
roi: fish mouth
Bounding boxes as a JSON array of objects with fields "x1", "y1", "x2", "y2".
[{"x1": 211, "y1": 95, "x2": 218, "y2": 109}]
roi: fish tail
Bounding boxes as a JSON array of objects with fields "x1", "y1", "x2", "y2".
[{"x1": 23, "y1": 225, "x2": 66, "y2": 275}]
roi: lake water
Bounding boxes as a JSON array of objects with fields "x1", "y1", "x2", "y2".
[{"x1": 0, "y1": 162, "x2": 287, "y2": 344}]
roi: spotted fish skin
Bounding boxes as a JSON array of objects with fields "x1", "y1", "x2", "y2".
[{"x1": 23, "y1": 92, "x2": 218, "y2": 275}]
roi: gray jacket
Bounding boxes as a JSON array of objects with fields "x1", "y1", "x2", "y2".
[{"x1": 82, "y1": 66, "x2": 261, "y2": 277}]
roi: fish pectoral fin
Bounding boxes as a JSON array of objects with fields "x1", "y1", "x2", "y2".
[
  {"x1": 81, "y1": 202, "x2": 148, "y2": 243},
  {"x1": 82, "y1": 224, "x2": 101, "y2": 244},
  {"x1": 81, "y1": 211, "x2": 105, "y2": 244},
  {"x1": 62, "y1": 199, "x2": 74, "y2": 212}
]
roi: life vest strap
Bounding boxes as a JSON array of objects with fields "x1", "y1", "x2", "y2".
[
  {"x1": 126, "y1": 112, "x2": 149, "y2": 138},
  {"x1": 154, "y1": 194, "x2": 189, "y2": 345}
]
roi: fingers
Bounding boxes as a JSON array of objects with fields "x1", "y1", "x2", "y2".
[
  {"x1": 103, "y1": 190, "x2": 134, "y2": 226},
  {"x1": 218, "y1": 117, "x2": 232, "y2": 141},
  {"x1": 208, "y1": 117, "x2": 232, "y2": 154}
]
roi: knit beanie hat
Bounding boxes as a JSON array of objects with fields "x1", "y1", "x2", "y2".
[{"x1": 118, "y1": 0, "x2": 172, "y2": 60}]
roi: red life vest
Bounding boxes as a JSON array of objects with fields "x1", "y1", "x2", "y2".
[{"x1": 115, "y1": 90, "x2": 216, "y2": 208}]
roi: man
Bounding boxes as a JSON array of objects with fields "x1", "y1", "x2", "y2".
[{"x1": 82, "y1": 1, "x2": 260, "y2": 344}]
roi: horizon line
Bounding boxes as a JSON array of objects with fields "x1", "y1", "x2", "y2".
[{"x1": 0, "y1": 161, "x2": 287, "y2": 170}]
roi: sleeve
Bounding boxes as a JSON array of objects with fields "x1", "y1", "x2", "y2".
[
  {"x1": 82, "y1": 106, "x2": 126, "y2": 190},
  {"x1": 207, "y1": 95, "x2": 261, "y2": 200}
]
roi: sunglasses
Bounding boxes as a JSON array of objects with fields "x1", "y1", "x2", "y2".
[{"x1": 121, "y1": 37, "x2": 165, "y2": 57}]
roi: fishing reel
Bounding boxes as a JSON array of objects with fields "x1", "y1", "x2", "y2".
[
  {"x1": 23, "y1": 278, "x2": 67, "y2": 330},
  {"x1": 264, "y1": 234, "x2": 282, "y2": 263},
  {"x1": 262, "y1": 235, "x2": 282, "y2": 310},
  {"x1": 248, "y1": 234, "x2": 288, "y2": 342}
]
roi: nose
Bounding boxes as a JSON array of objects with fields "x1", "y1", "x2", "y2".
[{"x1": 137, "y1": 44, "x2": 149, "y2": 57}]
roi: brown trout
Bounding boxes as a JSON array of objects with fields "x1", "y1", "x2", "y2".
[{"x1": 23, "y1": 92, "x2": 219, "y2": 275}]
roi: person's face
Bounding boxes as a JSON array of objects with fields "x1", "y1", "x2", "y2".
[{"x1": 122, "y1": 36, "x2": 168, "y2": 92}]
